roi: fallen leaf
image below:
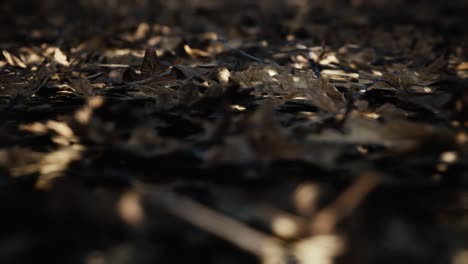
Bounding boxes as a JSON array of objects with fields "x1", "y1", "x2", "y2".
[
  {"x1": 381, "y1": 68, "x2": 440, "y2": 91},
  {"x1": 68, "y1": 78, "x2": 94, "y2": 97},
  {"x1": 0, "y1": 64, "x2": 52, "y2": 98},
  {"x1": 141, "y1": 48, "x2": 165, "y2": 78},
  {"x1": 2, "y1": 50, "x2": 27, "y2": 68},
  {"x1": 53, "y1": 48, "x2": 70, "y2": 67},
  {"x1": 268, "y1": 72, "x2": 346, "y2": 112}
]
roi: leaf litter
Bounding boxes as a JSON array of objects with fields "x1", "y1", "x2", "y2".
[{"x1": 0, "y1": 1, "x2": 467, "y2": 264}]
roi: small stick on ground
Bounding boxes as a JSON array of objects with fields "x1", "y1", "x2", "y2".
[
  {"x1": 309, "y1": 171, "x2": 379, "y2": 233},
  {"x1": 142, "y1": 184, "x2": 289, "y2": 264}
]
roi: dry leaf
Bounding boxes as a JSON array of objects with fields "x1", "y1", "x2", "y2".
[
  {"x1": 204, "y1": 103, "x2": 302, "y2": 165},
  {"x1": 140, "y1": 48, "x2": 165, "y2": 78},
  {"x1": 268, "y1": 72, "x2": 346, "y2": 112},
  {"x1": 231, "y1": 64, "x2": 271, "y2": 87},
  {"x1": 0, "y1": 64, "x2": 51, "y2": 98},
  {"x1": 53, "y1": 48, "x2": 70, "y2": 67},
  {"x1": 0, "y1": 146, "x2": 83, "y2": 189},
  {"x1": 69, "y1": 78, "x2": 94, "y2": 96},
  {"x1": 2, "y1": 50, "x2": 27, "y2": 68},
  {"x1": 218, "y1": 66, "x2": 231, "y2": 86},
  {"x1": 123, "y1": 49, "x2": 174, "y2": 82},
  {"x1": 381, "y1": 68, "x2": 439, "y2": 91}
]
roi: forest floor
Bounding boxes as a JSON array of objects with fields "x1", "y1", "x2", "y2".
[{"x1": 0, "y1": 1, "x2": 467, "y2": 263}]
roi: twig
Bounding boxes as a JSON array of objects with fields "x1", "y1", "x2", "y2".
[
  {"x1": 309, "y1": 171, "x2": 379, "y2": 233},
  {"x1": 216, "y1": 36, "x2": 270, "y2": 65},
  {"x1": 142, "y1": 184, "x2": 289, "y2": 263}
]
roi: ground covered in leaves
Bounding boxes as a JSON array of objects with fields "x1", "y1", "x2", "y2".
[{"x1": 1, "y1": 1, "x2": 468, "y2": 263}]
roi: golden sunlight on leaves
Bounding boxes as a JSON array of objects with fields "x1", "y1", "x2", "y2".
[
  {"x1": 20, "y1": 120, "x2": 77, "y2": 146},
  {"x1": 290, "y1": 74, "x2": 345, "y2": 112},
  {"x1": 75, "y1": 96, "x2": 105, "y2": 124},
  {"x1": 232, "y1": 63, "x2": 346, "y2": 111},
  {"x1": 46, "y1": 121, "x2": 75, "y2": 139},
  {"x1": 1, "y1": 1, "x2": 467, "y2": 263},
  {"x1": 36, "y1": 146, "x2": 83, "y2": 189},
  {"x1": 452, "y1": 250, "x2": 468, "y2": 264},
  {"x1": 118, "y1": 191, "x2": 145, "y2": 227},
  {"x1": 0, "y1": 145, "x2": 83, "y2": 190},
  {"x1": 53, "y1": 48, "x2": 70, "y2": 67},
  {"x1": 270, "y1": 215, "x2": 303, "y2": 239},
  {"x1": 2, "y1": 50, "x2": 27, "y2": 69},
  {"x1": 217, "y1": 66, "x2": 230, "y2": 86},
  {"x1": 19, "y1": 122, "x2": 49, "y2": 135},
  {"x1": 293, "y1": 234, "x2": 346, "y2": 264},
  {"x1": 184, "y1": 44, "x2": 211, "y2": 58},
  {"x1": 440, "y1": 151, "x2": 458, "y2": 164},
  {"x1": 292, "y1": 182, "x2": 321, "y2": 216}
]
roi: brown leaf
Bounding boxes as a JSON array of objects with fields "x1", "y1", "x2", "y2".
[
  {"x1": 375, "y1": 103, "x2": 409, "y2": 119},
  {"x1": 107, "y1": 68, "x2": 126, "y2": 83},
  {"x1": 122, "y1": 67, "x2": 142, "y2": 82},
  {"x1": 140, "y1": 48, "x2": 165, "y2": 78},
  {"x1": 277, "y1": 72, "x2": 346, "y2": 112},
  {"x1": 381, "y1": 68, "x2": 439, "y2": 91},
  {"x1": 204, "y1": 102, "x2": 303, "y2": 165},
  {"x1": 173, "y1": 64, "x2": 214, "y2": 81},
  {"x1": 122, "y1": 49, "x2": 174, "y2": 82},
  {"x1": 68, "y1": 78, "x2": 94, "y2": 97},
  {"x1": 231, "y1": 64, "x2": 270, "y2": 87},
  {"x1": 0, "y1": 64, "x2": 52, "y2": 98}
]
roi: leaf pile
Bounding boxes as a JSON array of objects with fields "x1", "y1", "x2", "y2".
[{"x1": 0, "y1": 1, "x2": 467, "y2": 264}]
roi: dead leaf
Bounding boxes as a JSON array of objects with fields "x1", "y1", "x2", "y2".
[
  {"x1": 231, "y1": 64, "x2": 270, "y2": 87},
  {"x1": 272, "y1": 72, "x2": 346, "y2": 112},
  {"x1": 204, "y1": 102, "x2": 302, "y2": 165},
  {"x1": 0, "y1": 64, "x2": 52, "y2": 98},
  {"x1": 122, "y1": 22, "x2": 150, "y2": 42},
  {"x1": 53, "y1": 48, "x2": 70, "y2": 67},
  {"x1": 0, "y1": 146, "x2": 83, "y2": 189},
  {"x1": 2, "y1": 50, "x2": 27, "y2": 68},
  {"x1": 456, "y1": 62, "x2": 468, "y2": 71},
  {"x1": 381, "y1": 68, "x2": 440, "y2": 91},
  {"x1": 69, "y1": 78, "x2": 94, "y2": 97},
  {"x1": 123, "y1": 49, "x2": 174, "y2": 82},
  {"x1": 184, "y1": 44, "x2": 211, "y2": 58},
  {"x1": 140, "y1": 48, "x2": 165, "y2": 78},
  {"x1": 218, "y1": 66, "x2": 231, "y2": 86},
  {"x1": 173, "y1": 64, "x2": 213, "y2": 81},
  {"x1": 375, "y1": 103, "x2": 409, "y2": 119}
]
